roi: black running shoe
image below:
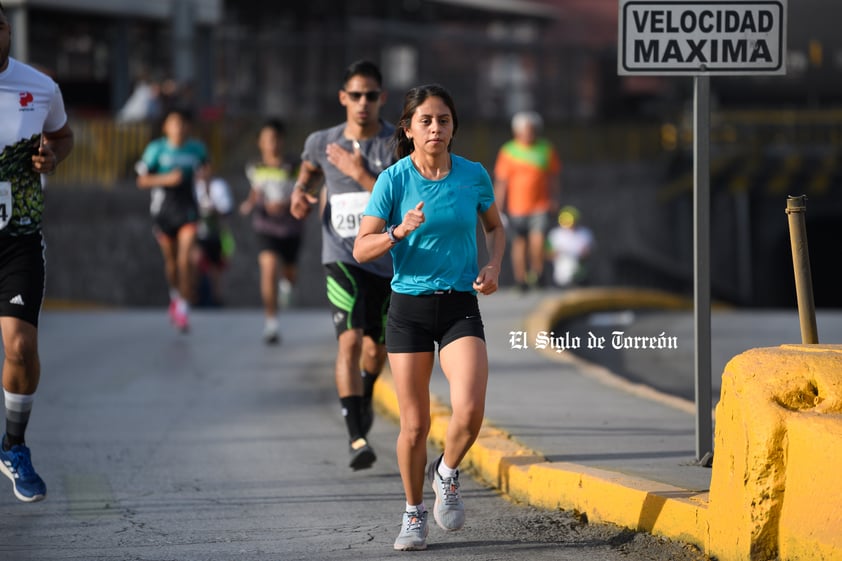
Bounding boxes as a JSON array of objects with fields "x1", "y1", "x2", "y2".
[{"x1": 349, "y1": 438, "x2": 376, "y2": 471}]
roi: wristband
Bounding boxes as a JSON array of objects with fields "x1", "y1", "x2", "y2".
[
  {"x1": 298, "y1": 183, "x2": 323, "y2": 203},
  {"x1": 387, "y1": 224, "x2": 403, "y2": 244}
]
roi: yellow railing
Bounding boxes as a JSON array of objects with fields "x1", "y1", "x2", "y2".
[
  {"x1": 665, "y1": 108, "x2": 842, "y2": 152},
  {"x1": 52, "y1": 120, "x2": 153, "y2": 188},
  {"x1": 49, "y1": 110, "x2": 842, "y2": 188},
  {"x1": 50, "y1": 118, "x2": 226, "y2": 188}
]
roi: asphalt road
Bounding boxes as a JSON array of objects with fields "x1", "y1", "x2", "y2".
[{"x1": 0, "y1": 308, "x2": 707, "y2": 561}]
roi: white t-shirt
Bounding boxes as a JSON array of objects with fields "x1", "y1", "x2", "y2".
[
  {"x1": 548, "y1": 225, "x2": 593, "y2": 258},
  {"x1": 0, "y1": 58, "x2": 68, "y2": 235},
  {"x1": 195, "y1": 177, "x2": 233, "y2": 217},
  {"x1": 548, "y1": 225, "x2": 594, "y2": 286},
  {"x1": 0, "y1": 57, "x2": 68, "y2": 152}
]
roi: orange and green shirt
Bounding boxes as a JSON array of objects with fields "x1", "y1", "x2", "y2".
[{"x1": 494, "y1": 138, "x2": 561, "y2": 217}]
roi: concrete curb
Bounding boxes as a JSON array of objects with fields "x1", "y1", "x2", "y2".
[
  {"x1": 43, "y1": 298, "x2": 109, "y2": 310},
  {"x1": 372, "y1": 286, "x2": 711, "y2": 554}
]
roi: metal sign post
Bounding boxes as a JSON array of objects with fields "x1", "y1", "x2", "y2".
[
  {"x1": 618, "y1": 0, "x2": 787, "y2": 463},
  {"x1": 693, "y1": 75, "x2": 713, "y2": 462}
]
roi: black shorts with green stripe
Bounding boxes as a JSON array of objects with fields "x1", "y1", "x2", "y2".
[{"x1": 324, "y1": 262, "x2": 391, "y2": 342}]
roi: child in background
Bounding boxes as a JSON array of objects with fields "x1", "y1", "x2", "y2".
[
  {"x1": 194, "y1": 161, "x2": 234, "y2": 307},
  {"x1": 547, "y1": 206, "x2": 594, "y2": 287}
]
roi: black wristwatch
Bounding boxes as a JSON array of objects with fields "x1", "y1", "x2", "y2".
[{"x1": 387, "y1": 224, "x2": 403, "y2": 244}]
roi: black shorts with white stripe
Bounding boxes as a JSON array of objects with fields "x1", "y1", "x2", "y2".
[{"x1": 0, "y1": 232, "x2": 46, "y2": 327}]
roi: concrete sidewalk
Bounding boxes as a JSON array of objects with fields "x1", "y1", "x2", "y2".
[{"x1": 371, "y1": 286, "x2": 842, "y2": 555}]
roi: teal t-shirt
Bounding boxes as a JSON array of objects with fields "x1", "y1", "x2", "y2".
[
  {"x1": 364, "y1": 154, "x2": 495, "y2": 295},
  {"x1": 137, "y1": 137, "x2": 207, "y2": 216}
]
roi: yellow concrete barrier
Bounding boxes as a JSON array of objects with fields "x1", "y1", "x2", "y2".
[
  {"x1": 708, "y1": 344, "x2": 842, "y2": 561},
  {"x1": 779, "y1": 412, "x2": 842, "y2": 560}
]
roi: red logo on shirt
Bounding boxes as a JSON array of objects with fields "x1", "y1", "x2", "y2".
[{"x1": 19, "y1": 92, "x2": 34, "y2": 107}]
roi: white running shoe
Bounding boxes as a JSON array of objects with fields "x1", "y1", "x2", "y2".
[
  {"x1": 263, "y1": 319, "x2": 280, "y2": 345},
  {"x1": 427, "y1": 455, "x2": 465, "y2": 531},
  {"x1": 393, "y1": 510, "x2": 428, "y2": 551},
  {"x1": 278, "y1": 279, "x2": 292, "y2": 309}
]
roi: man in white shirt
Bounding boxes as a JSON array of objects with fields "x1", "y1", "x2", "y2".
[{"x1": 0, "y1": 2, "x2": 75, "y2": 502}]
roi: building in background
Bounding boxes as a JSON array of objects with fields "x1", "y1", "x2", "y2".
[
  {"x1": 3, "y1": 0, "x2": 221, "y2": 115},
  {"x1": 4, "y1": 0, "x2": 842, "y2": 120}
]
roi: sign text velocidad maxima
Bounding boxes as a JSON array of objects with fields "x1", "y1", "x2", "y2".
[{"x1": 618, "y1": 1, "x2": 787, "y2": 75}]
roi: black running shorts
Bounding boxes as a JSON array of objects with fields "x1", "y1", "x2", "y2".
[
  {"x1": 257, "y1": 233, "x2": 301, "y2": 266},
  {"x1": 0, "y1": 232, "x2": 46, "y2": 328},
  {"x1": 197, "y1": 235, "x2": 225, "y2": 267},
  {"x1": 153, "y1": 203, "x2": 199, "y2": 239},
  {"x1": 386, "y1": 291, "x2": 485, "y2": 354},
  {"x1": 324, "y1": 262, "x2": 391, "y2": 342}
]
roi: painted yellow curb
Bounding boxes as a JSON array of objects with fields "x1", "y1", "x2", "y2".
[
  {"x1": 524, "y1": 461, "x2": 708, "y2": 541},
  {"x1": 43, "y1": 298, "x2": 108, "y2": 310},
  {"x1": 373, "y1": 366, "x2": 710, "y2": 552}
]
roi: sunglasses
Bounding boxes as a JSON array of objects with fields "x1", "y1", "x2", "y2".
[{"x1": 344, "y1": 90, "x2": 381, "y2": 102}]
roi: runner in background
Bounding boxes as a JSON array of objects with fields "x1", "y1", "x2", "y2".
[
  {"x1": 136, "y1": 108, "x2": 207, "y2": 332},
  {"x1": 290, "y1": 60, "x2": 396, "y2": 470},
  {"x1": 240, "y1": 118, "x2": 303, "y2": 344},
  {"x1": 493, "y1": 111, "x2": 561, "y2": 292},
  {"x1": 193, "y1": 161, "x2": 234, "y2": 307}
]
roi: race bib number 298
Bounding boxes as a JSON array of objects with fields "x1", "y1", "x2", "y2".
[
  {"x1": 330, "y1": 192, "x2": 371, "y2": 238},
  {"x1": 0, "y1": 182, "x2": 11, "y2": 230}
]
